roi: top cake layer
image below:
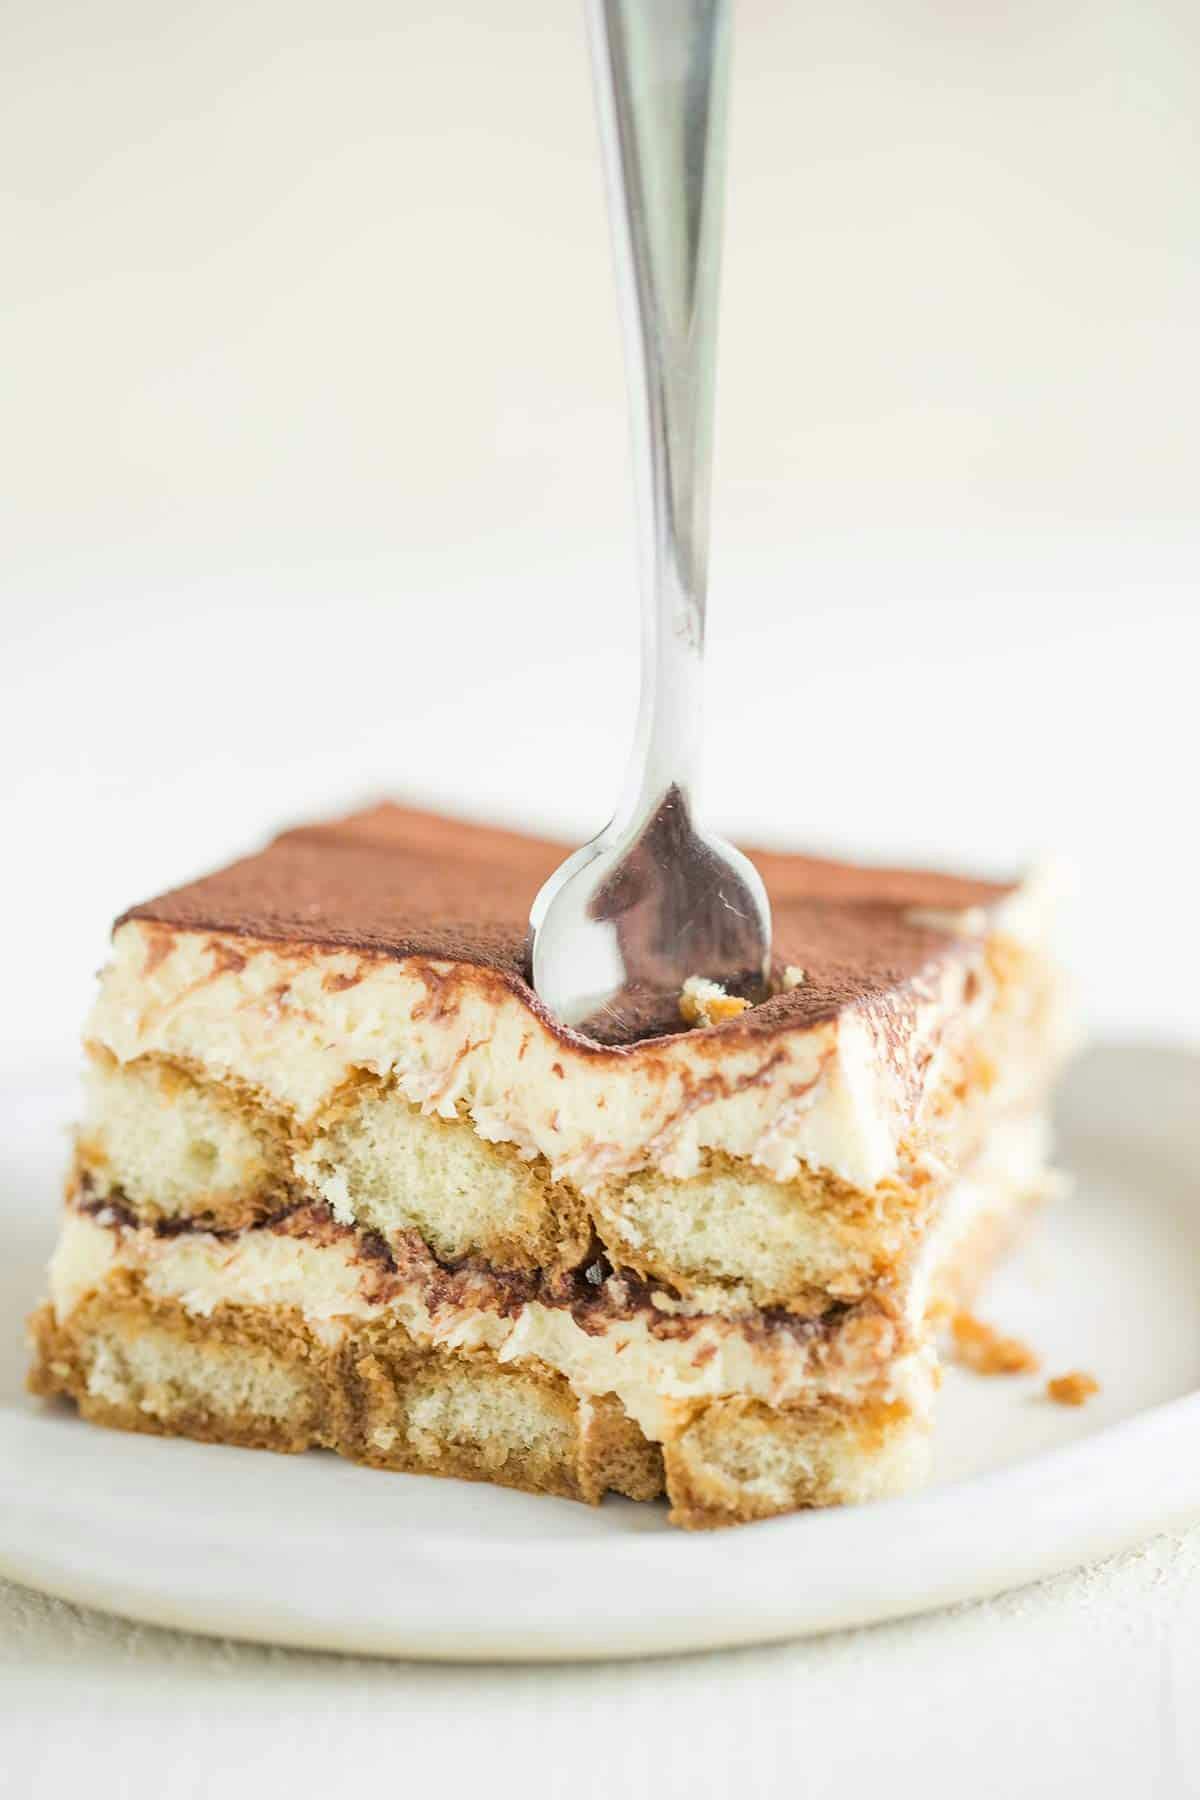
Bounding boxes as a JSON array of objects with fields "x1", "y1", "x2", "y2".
[
  {"x1": 123, "y1": 802, "x2": 1016, "y2": 1043},
  {"x1": 88, "y1": 805, "x2": 1055, "y2": 1203}
]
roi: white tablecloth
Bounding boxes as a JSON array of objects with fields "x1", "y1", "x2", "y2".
[{"x1": 4, "y1": 1531, "x2": 1199, "y2": 1799}]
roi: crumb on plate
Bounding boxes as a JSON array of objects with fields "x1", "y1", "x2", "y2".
[
  {"x1": 949, "y1": 1308, "x2": 1040, "y2": 1376},
  {"x1": 1046, "y1": 1370, "x2": 1100, "y2": 1407}
]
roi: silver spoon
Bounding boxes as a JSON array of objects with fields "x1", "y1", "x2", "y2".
[{"x1": 529, "y1": 0, "x2": 771, "y2": 1045}]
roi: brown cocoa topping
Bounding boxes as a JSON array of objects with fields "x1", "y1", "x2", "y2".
[{"x1": 118, "y1": 801, "x2": 1016, "y2": 1048}]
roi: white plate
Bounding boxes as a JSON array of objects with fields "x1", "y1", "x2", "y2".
[{"x1": 1, "y1": 1045, "x2": 1198, "y2": 1662}]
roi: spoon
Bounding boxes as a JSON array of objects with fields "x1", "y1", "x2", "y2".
[{"x1": 529, "y1": 0, "x2": 771, "y2": 1045}]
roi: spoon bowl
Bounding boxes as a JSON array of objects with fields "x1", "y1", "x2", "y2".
[{"x1": 531, "y1": 786, "x2": 770, "y2": 1043}]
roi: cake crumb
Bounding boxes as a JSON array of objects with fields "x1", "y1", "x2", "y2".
[
  {"x1": 781, "y1": 965, "x2": 806, "y2": 991},
  {"x1": 1046, "y1": 1371, "x2": 1100, "y2": 1407},
  {"x1": 679, "y1": 976, "x2": 750, "y2": 1028},
  {"x1": 950, "y1": 1308, "x2": 1040, "y2": 1376}
]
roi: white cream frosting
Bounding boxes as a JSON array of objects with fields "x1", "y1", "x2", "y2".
[
  {"x1": 49, "y1": 1210, "x2": 942, "y2": 1439},
  {"x1": 84, "y1": 885, "x2": 1052, "y2": 1198}
]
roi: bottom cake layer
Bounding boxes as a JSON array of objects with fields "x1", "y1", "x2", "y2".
[
  {"x1": 28, "y1": 1278, "x2": 930, "y2": 1529},
  {"x1": 29, "y1": 1109, "x2": 1056, "y2": 1527}
]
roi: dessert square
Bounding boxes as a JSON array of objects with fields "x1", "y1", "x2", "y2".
[{"x1": 29, "y1": 804, "x2": 1070, "y2": 1527}]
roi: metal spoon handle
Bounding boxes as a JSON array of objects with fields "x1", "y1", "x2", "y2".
[{"x1": 588, "y1": 0, "x2": 731, "y2": 830}]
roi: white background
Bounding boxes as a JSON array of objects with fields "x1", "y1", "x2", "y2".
[{"x1": 2, "y1": 0, "x2": 1197, "y2": 1793}]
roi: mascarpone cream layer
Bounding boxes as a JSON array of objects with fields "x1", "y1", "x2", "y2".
[
  {"x1": 87, "y1": 874, "x2": 1053, "y2": 1196},
  {"x1": 50, "y1": 1210, "x2": 940, "y2": 1439}
]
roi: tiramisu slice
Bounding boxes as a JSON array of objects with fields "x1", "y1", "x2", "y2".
[{"x1": 29, "y1": 804, "x2": 1071, "y2": 1527}]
